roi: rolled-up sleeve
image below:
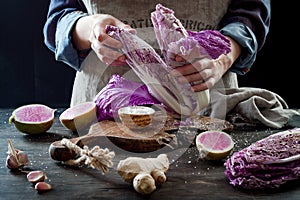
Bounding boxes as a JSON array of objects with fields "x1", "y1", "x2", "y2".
[
  {"x1": 43, "y1": 0, "x2": 88, "y2": 71},
  {"x1": 218, "y1": 0, "x2": 271, "y2": 75}
]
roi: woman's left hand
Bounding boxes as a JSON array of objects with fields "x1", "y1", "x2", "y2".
[{"x1": 171, "y1": 36, "x2": 241, "y2": 92}]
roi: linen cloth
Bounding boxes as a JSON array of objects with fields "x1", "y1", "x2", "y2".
[{"x1": 200, "y1": 87, "x2": 300, "y2": 128}]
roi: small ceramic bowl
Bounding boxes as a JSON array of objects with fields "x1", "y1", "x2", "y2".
[{"x1": 118, "y1": 106, "x2": 156, "y2": 130}]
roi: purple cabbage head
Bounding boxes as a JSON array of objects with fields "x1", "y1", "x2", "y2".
[
  {"x1": 106, "y1": 25, "x2": 210, "y2": 116},
  {"x1": 93, "y1": 74, "x2": 161, "y2": 121},
  {"x1": 224, "y1": 128, "x2": 300, "y2": 189}
]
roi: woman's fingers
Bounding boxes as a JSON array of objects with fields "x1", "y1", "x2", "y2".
[
  {"x1": 171, "y1": 58, "x2": 224, "y2": 92},
  {"x1": 91, "y1": 39, "x2": 125, "y2": 65},
  {"x1": 89, "y1": 15, "x2": 137, "y2": 66}
]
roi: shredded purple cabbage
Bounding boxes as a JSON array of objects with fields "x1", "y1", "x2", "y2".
[{"x1": 224, "y1": 128, "x2": 300, "y2": 189}]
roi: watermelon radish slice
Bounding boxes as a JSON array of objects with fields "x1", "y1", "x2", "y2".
[
  {"x1": 196, "y1": 130, "x2": 234, "y2": 160},
  {"x1": 9, "y1": 104, "x2": 55, "y2": 134}
]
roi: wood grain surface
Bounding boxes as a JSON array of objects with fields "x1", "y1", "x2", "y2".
[{"x1": 1, "y1": 108, "x2": 300, "y2": 200}]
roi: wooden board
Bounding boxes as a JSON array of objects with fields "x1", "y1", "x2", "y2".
[{"x1": 49, "y1": 113, "x2": 233, "y2": 161}]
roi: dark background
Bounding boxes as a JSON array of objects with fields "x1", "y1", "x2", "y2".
[{"x1": 0, "y1": 1, "x2": 298, "y2": 109}]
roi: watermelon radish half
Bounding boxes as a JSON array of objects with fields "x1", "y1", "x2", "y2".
[
  {"x1": 9, "y1": 104, "x2": 56, "y2": 134},
  {"x1": 196, "y1": 130, "x2": 234, "y2": 160},
  {"x1": 59, "y1": 101, "x2": 97, "y2": 132}
]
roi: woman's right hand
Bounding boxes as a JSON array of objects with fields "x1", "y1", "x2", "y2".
[{"x1": 72, "y1": 14, "x2": 136, "y2": 66}]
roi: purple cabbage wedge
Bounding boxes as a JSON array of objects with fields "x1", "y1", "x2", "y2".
[
  {"x1": 94, "y1": 74, "x2": 161, "y2": 121},
  {"x1": 106, "y1": 25, "x2": 210, "y2": 117},
  {"x1": 224, "y1": 128, "x2": 300, "y2": 189},
  {"x1": 150, "y1": 3, "x2": 189, "y2": 67},
  {"x1": 151, "y1": 4, "x2": 231, "y2": 67}
]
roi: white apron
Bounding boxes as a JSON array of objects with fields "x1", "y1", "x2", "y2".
[{"x1": 70, "y1": 0, "x2": 236, "y2": 108}]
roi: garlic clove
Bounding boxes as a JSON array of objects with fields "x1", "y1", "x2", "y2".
[
  {"x1": 5, "y1": 154, "x2": 20, "y2": 170},
  {"x1": 6, "y1": 139, "x2": 30, "y2": 170},
  {"x1": 34, "y1": 182, "x2": 52, "y2": 192},
  {"x1": 27, "y1": 170, "x2": 46, "y2": 184},
  {"x1": 16, "y1": 150, "x2": 30, "y2": 166}
]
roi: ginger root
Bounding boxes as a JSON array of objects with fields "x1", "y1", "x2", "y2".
[{"x1": 117, "y1": 154, "x2": 169, "y2": 195}]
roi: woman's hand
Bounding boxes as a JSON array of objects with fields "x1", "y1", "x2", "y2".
[
  {"x1": 72, "y1": 14, "x2": 136, "y2": 66},
  {"x1": 171, "y1": 36, "x2": 241, "y2": 92}
]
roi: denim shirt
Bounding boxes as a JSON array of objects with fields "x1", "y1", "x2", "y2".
[{"x1": 43, "y1": 0, "x2": 271, "y2": 74}]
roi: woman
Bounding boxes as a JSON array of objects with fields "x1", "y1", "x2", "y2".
[{"x1": 43, "y1": 0, "x2": 271, "y2": 109}]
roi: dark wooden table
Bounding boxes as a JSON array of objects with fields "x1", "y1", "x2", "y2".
[{"x1": 1, "y1": 108, "x2": 300, "y2": 200}]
